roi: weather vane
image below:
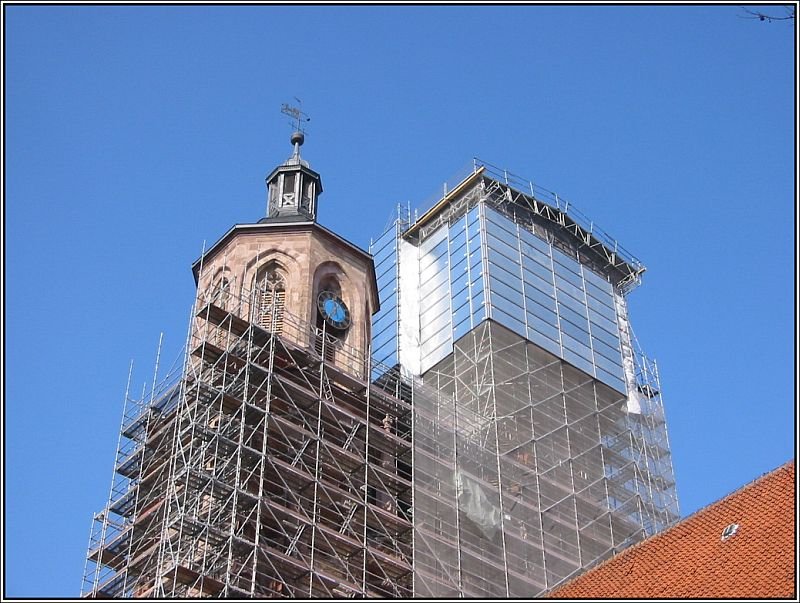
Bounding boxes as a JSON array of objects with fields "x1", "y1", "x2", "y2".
[{"x1": 281, "y1": 97, "x2": 311, "y2": 134}]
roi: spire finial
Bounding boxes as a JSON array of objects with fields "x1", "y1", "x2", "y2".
[{"x1": 281, "y1": 99, "x2": 310, "y2": 157}]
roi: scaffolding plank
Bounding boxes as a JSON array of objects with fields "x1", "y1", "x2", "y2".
[
  {"x1": 321, "y1": 399, "x2": 411, "y2": 457},
  {"x1": 364, "y1": 544, "x2": 412, "y2": 578},
  {"x1": 267, "y1": 455, "x2": 314, "y2": 490},
  {"x1": 368, "y1": 462, "x2": 412, "y2": 494},
  {"x1": 191, "y1": 341, "x2": 247, "y2": 375},
  {"x1": 196, "y1": 302, "x2": 250, "y2": 338},
  {"x1": 324, "y1": 362, "x2": 369, "y2": 394},
  {"x1": 185, "y1": 380, "x2": 245, "y2": 415},
  {"x1": 273, "y1": 372, "x2": 322, "y2": 410},
  {"x1": 365, "y1": 501, "x2": 412, "y2": 534},
  {"x1": 91, "y1": 571, "x2": 128, "y2": 598},
  {"x1": 109, "y1": 488, "x2": 137, "y2": 518},
  {"x1": 264, "y1": 498, "x2": 363, "y2": 557},
  {"x1": 257, "y1": 542, "x2": 311, "y2": 581},
  {"x1": 89, "y1": 528, "x2": 130, "y2": 570},
  {"x1": 269, "y1": 412, "x2": 316, "y2": 444}
]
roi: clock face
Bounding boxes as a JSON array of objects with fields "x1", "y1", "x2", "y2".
[{"x1": 317, "y1": 291, "x2": 351, "y2": 330}]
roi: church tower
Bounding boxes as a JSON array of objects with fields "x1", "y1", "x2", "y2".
[
  {"x1": 82, "y1": 121, "x2": 414, "y2": 598},
  {"x1": 192, "y1": 129, "x2": 378, "y2": 378}
]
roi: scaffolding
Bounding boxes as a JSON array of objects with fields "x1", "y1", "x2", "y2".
[
  {"x1": 83, "y1": 155, "x2": 678, "y2": 597},
  {"x1": 82, "y1": 279, "x2": 416, "y2": 598},
  {"x1": 366, "y1": 160, "x2": 679, "y2": 596},
  {"x1": 410, "y1": 321, "x2": 678, "y2": 597},
  {"x1": 82, "y1": 278, "x2": 677, "y2": 598}
]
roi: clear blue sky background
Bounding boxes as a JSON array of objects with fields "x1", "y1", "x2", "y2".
[{"x1": 5, "y1": 4, "x2": 795, "y2": 597}]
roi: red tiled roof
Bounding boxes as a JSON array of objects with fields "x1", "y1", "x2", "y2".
[{"x1": 550, "y1": 460, "x2": 796, "y2": 599}]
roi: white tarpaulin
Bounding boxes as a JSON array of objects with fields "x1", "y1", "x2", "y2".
[
  {"x1": 614, "y1": 292, "x2": 642, "y2": 414},
  {"x1": 455, "y1": 471, "x2": 502, "y2": 539}
]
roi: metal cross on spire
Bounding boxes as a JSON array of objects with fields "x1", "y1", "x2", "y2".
[{"x1": 281, "y1": 98, "x2": 311, "y2": 134}]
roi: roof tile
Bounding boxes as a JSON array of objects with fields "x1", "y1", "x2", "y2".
[{"x1": 549, "y1": 460, "x2": 795, "y2": 599}]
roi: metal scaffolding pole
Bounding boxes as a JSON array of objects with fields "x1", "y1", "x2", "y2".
[{"x1": 83, "y1": 275, "x2": 414, "y2": 598}]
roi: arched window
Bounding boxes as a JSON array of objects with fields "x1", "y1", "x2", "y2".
[
  {"x1": 212, "y1": 277, "x2": 231, "y2": 310},
  {"x1": 255, "y1": 268, "x2": 286, "y2": 334}
]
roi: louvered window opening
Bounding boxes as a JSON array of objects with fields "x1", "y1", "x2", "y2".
[
  {"x1": 256, "y1": 270, "x2": 286, "y2": 335},
  {"x1": 259, "y1": 288, "x2": 285, "y2": 334},
  {"x1": 314, "y1": 330, "x2": 336, "y2": 362}
]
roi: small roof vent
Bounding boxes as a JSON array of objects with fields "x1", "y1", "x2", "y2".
[{"x1": 721, "y1": 523, "x2": 740, "y2": 541}]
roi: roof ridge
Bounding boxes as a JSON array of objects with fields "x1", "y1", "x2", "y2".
[{"x1": 681, "y1": 458, "x2": 794, "y2": 521}]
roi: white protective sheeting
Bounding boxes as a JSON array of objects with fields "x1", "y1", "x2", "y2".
[
  {"x1": 455, "y1": 470, "x2": 502, "y2": 539},
  {"x1": 398, "y1": 238, "x2": 423, "y2": 376},
  {"x1": 614, "y1": 291, "x2": 642, "y2": 414}
]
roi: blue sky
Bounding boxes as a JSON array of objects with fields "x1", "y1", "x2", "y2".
[{"x1": 5, "y1": 4, "x2": 795, "y2": 597}]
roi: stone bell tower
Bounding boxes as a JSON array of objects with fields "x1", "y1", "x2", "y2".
[
  {"x1": 83, "y1": 111, "x2": 412, "y2": 599},
  {"x1": 191, "y1": 124, "x2": 379, "y2": 377}
]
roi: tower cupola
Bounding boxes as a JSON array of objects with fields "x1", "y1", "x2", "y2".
[{"x1": 264, "y1": 129, "x2": 323, "y2": 222}]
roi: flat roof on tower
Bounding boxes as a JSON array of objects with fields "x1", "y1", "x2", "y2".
[{"x1": 402, "y1": 159, "x2": 646, "y2": 292}]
